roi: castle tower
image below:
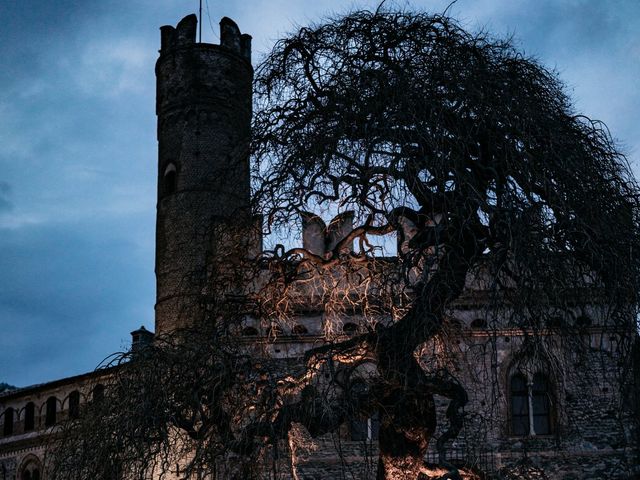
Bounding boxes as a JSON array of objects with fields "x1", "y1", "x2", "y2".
[{"x1": 154, "y1": 15, "x2": 253, "y2": 335}]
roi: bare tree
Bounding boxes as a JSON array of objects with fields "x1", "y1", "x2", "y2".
[
  {"x1": 251, "y1": 9, "x2": 639, "y2": 478},
  {"x1": 48, "y1": 9, "x2": 640, "y2": 480}
]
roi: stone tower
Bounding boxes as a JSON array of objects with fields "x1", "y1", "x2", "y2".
[{"x1": 154, "y1": 15, "x2": 253, "y2": 335}]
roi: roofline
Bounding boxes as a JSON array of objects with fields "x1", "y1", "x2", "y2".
[{"x1": 0, "y1": 365, "x2": 119, "y2": 402}]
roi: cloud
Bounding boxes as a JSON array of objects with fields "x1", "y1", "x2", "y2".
[
  {"x1": 0, "y1": 216, "x2": 154, "y2": 386},
  {"x1": 73, "y1": 37, "x2": 156, "y2": 98},
  {"x1": 0, "y1": 181, "x2": 12, "y2": 212},
  {"x1": 0, "y1": 0, "x2": 638, "y2": 387}
]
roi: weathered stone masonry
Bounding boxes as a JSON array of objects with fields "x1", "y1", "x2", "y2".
[{"x1": 155, "y1": 14, "x2": 253, "y2": 335}]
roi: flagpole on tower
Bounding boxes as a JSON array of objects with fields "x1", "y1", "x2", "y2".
[{"x1": 198, "y1": 0, "x2": 203, "y2": 42}]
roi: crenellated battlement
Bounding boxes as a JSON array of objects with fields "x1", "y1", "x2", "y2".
[
  {"x1": 220, "y1": 17, "x2": 252, "y2": 62},
  {"x1": 160, "y1": 14, "x2": 197, "y2": 50},
  {"x1": 159, "y1": 14, "x2": 251, "y2": 62}
]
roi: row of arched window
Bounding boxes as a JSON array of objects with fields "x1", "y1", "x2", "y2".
[
  {"x1": 2, "y1": 370, "x2": 554, "y2": 441},
  {"x1": 0, "y1": 384, "x2": 104, "y2": 438},
  {"x1": 346, "y1": 371, "x2": 555, "y2": 441},
  {"x1": 247, "y1": 315, "x2": 593, "y2": 338}
]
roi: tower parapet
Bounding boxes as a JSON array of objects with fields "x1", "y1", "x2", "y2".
[{"x1": 154, "y1": 14, "x2": 253, "y2": 335}]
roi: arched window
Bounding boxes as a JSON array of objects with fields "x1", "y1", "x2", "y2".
[
  {"x1": 292, "y1": 324, "x2": 308, "y2": 335},
  {"x1": 92, "y1": 384, "x2": 105, "y2": 404},
  {"x1": 68, "y1": 390, "x2": 80, "y2": 419},
  {"x1": 24, "y1": 402, "x2": 35, "y2": 431},
  {"x1": 343, "y1": 322, "x2": 358, "y2": 335},
  {"x1": 163, "y1": 163, "x2": 177, "y2": 195},
  {"x1": 2, "y1": 407, "x2": 14, "y2": 436},
  {"x1": 510, "y1": 372, "x2": 554, "y2": 436},
  {"x1": 348, "y1": 381, "x2": 379, "y2": 441},
  {"x1": 241, "y1": 326, "x2": 259, "y2": 336},
  {"x1": 510, "y1": 374, "x2": 529, "y2": 436},
  {"x1": 20, "y1": 459, "x2": 41, "y2": 480},
  {"x1": 45, "y1": 396, "x2": 57, "y2": 426}
]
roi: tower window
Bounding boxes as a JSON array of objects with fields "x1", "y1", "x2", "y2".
[
  {"x1": 45, "y1": 396, "x2": 57, "y2": 426},
  {"x1": 2, "y1": 407, "x2": 14, "y2": 436},
  {"x1": 164, "y1": 163, "x2": 177, "y2": 195},
  {"x1": 24, "y1": 402, "x2": 35, "y2": 431},
  {"x1": 68, "y1": 390, "x2": 80, "y2": 419}
]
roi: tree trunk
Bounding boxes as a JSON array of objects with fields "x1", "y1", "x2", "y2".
[{"x1": 376, "y1": 390, "x2": 436, "y2": 480}]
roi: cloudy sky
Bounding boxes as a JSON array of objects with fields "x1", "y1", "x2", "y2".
[{"x1": 1, "y1": 0, "x2": 638, "y2": 387}]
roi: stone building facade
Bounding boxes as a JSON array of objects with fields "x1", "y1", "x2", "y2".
[
  {"x1": 0, "y1": 371, "x2": 107, "y2": 480},
  {"x1": 1, "y1": 14, "x2": 638, "y2": 480}
]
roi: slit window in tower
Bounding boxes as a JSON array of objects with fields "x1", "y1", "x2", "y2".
[{"x1": 164, "y1": 163, "x2": 177, "y2": 195}]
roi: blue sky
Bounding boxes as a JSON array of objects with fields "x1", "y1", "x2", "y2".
[{"x1": 1, "y1": 0, "x2": 638, "y2": 387}]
